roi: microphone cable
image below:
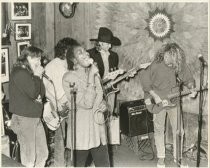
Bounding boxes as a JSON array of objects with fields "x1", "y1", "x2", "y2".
[
  {"x1": 93, "y1": 74, "x2": 112, "y2": 125},
  {"x1": 43, "y1": 77, "x2": 66, "y2": 151}
]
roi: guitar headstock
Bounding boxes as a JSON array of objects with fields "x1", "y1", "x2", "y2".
[
  {"x1": 126, "y1": 62, "x2": 152, "y2": 78},
  {"x1": 139, "y1": 62, "x2": 152, "y2": 70}
]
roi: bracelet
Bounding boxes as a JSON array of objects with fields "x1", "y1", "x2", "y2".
[{"x1": 87, "y1": 83, "x2": 96, "y2": 88}]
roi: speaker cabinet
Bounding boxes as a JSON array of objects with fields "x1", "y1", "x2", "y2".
[{"x1": 119, "y1": 99, "x2": 154, "y2": 137}]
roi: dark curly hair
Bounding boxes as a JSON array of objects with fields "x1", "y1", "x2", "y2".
[
  {"x1": 54, "y1": 37, "x2": 78, "y2": 60},
  {"x1": 65, "y1": 40, "x2": 81, "y2": 70}
]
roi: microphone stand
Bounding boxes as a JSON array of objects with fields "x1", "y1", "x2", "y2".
[
  {"x1": 176, "y1": 77, "x2": 183, "y2": 167},
  {"x1": 196, "y1": 60, "x2": 205, "y2": 167},
  {"x1": 70, "y1": 83, "x2": 77, "y2": 167}
]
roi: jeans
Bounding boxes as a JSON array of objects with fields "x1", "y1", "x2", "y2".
[
  {"x1": 75, "y1": 145, "x2": 110, "y2": 167},
  {"x1": 11, "y1": 114, "x2": 48, "y2": 167},
  {"x1": 154, "y1": 107, "x2": 184, "y2": 160},
  {"x1": 53, "y1": 119, "x2": 66, "y2": 166}
]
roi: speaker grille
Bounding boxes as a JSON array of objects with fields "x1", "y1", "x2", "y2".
[{"x1": 120, "y1": 99, "x2": 154, "y2": 137}]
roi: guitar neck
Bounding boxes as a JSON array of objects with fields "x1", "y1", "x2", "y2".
[
  {"x1": 104, "y1": 62, "x2": 151, "y2": 86},
  {"x1": 110, "y1": 67, "x2": 139, "y2": 85},
  {"x1": 168, "y1": 87, "x2": 208, "y2": 99}
]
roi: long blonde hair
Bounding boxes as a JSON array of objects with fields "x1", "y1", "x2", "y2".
[{"x1": 154, "y1": 43, "x2": 186, "y2": 72}]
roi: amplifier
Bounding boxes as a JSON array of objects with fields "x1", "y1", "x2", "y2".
[{"x1": 119, "y1": 99, "x2": 154, "y2": 137}]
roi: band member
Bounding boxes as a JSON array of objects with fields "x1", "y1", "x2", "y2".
[
  {"x1": 141, "y1": 43, "x2": 196, "y2": 167},
  {"x1": 9, "y1": 46, "x2": 48, "y2": 167},
  {"x1": 87, "y1": 27, "x2": 121, "y2": 115},
  {"x1": 43, "y1": 37, "x2": 77, "y2": 166},
  {"x1": 63, "y1": 39, "x2": 110, "y2": 167}
]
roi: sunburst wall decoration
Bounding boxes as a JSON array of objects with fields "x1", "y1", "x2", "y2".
[
  {"x1": 94, "y1": 2, "x2": 208, "y2": 101},
  {"x1": 145, "y1": 8, "x2": 175, "y2": 41}
]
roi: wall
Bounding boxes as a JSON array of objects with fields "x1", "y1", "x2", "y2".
[{"x1": 1, "y1": 2, "x2": 208, "y2": 147}]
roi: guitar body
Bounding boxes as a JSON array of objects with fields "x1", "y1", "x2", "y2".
[
  {"x1": 43, "y1": 96, "x2": 69, "y2": 131},
  {"x1": 43, "y1": 102, "x2": 60, "y2": 131},
  {"x1": 145, "y1": 100, "x2": 175, "y2": 114},
  {"x1": 145, "y1": 87, "x2": 208, "y2": 114},
  {"x1": 105, "y1": 85, "x2": 119, "y2": 97}
]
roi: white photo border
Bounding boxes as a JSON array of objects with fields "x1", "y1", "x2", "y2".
[
  {"x1": 15, "y1": 23, "x2": 32, "y2": 41},
  {"x1": 1, "y1": 48, "x2": 10, "y2": 83},
  {"x1": 11, "y1": 2, "x2": 32, "y2": 20},
  {"x1": 17, "y1": 41, "x2": 31, "y2": 57}
]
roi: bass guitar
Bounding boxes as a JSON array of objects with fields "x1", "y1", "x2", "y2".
[
  {"x1": 43, "y1": 95, "x2": 69, "y2": 131},
  {"x1": 103, "y1": 62, "x2": 151, "y2": 97},
  {"x1": 145, "y1": 87, "x2": 208, "y2": 114}
]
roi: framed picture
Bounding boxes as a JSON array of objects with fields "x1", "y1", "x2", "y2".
[
  {"x1": 11, "y1": 2, "x2": 31, "y2": 20},
  {"x1": 17, "y1": 41, "x2": 30, "y2": 57},
  {"x1": 1, "y1": 48, "x2": 10, "y2": 83},
  {"x1": 15, "y1": 23, "x2": 31, "y2": 41}
]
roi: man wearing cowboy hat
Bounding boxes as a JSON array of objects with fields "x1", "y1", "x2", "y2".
[
  {"x1": 88, "y1": 27, "x2": 121, "y2": 79},
  {"x1": 88, "y1": 27, "x2": 121, "y2": 118}
]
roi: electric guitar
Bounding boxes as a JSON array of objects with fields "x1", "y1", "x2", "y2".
[
  {"x1": 103, "y1": 69, "x2": 125, "y2": 84},
  {"x1": 43, "y1": 95, "x2": 69, "y2": 131},
  {"x1": 104, "y1": 62, "x2": 151, "y2": 97},
  {"x1": 145, "y1": 87, "x2": 208, "y2": 114}
]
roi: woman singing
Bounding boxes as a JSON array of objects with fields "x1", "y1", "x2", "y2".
[
  {"x1": 9, "y1": 46, "x2": 48, "y2": 167},
  {"x1": 62, "y1": 40, "x2": 110, "y2": 167}
]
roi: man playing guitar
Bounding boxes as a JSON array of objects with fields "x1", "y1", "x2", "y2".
[
  {"x1": 88, "y1": 27, "x2": 122, "y2": 115},
  {"x1": 141, "y1": 43, "x2": 197, "y2": 168}
]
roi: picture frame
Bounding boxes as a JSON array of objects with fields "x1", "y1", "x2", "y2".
[
  {"x1": 11, "y1": 2, "x2": 31, "y2": 20},
  {"x1": 15, "y1": 23, "x2": 31, "y2": 41},
  {"x1": 17, "y1": 41, "x2": 30, "y2": 57},
  {"x1": 1, "y1": 48, "x2": 10, "y2": 83}
]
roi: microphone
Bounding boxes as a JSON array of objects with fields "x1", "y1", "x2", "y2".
[
  {"x1": 42, "y1": 73, "x2": 53, "y2": 83},
  {"x1": 198, "y1": 54, "x2": 208, "y2": 66}
]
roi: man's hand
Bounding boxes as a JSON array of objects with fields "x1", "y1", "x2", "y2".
[
  {"x1": 35, "y1": 95, "x2": 42, "y2": 103},
  {"x1": 149, "y1": 90, "x2": 162, "y2": 104},
  {"x1": 34, "y1": 65, "x2": 44, "y2": 78},
  {"x1": 153, "y1": 95, "x2": 162, "y2": 104},
  {"x1": 189, "y1": 88, "x2": 197, "y2": 98}
]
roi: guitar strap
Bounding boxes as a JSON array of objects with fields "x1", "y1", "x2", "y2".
[{"x1": 97, "y1": 75, "x2": 112, "y2": 120}]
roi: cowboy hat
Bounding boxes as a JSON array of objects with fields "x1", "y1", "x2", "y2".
[{"x1": 90, "y1": 27, "x2": 121, "y2": 46}]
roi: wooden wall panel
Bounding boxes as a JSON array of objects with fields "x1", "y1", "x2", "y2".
[
  {"x1": 31, "y1": 3, "x2": 46, "y2": 50},
  {"x1": 1, "y1": 3, "x2": 47, "y2": 99},
  {"x1": 45, "y1": 3, "x2": 55, "y2": 59},
  {"x1": 54, "y1": 3, "x2": 97, "y2": 50}
]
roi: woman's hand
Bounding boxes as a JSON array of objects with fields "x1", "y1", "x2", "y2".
[
  {"x1": 89, "y1": 63, "x2": 99, "y2": 76},
  {"x1": 98, "y1": 100, "x2": 108, "y2": 113}
]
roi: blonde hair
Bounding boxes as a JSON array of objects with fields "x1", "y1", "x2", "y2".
[{"x1": 154, "y1": 43, "x2": 186, "y2": 72}]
